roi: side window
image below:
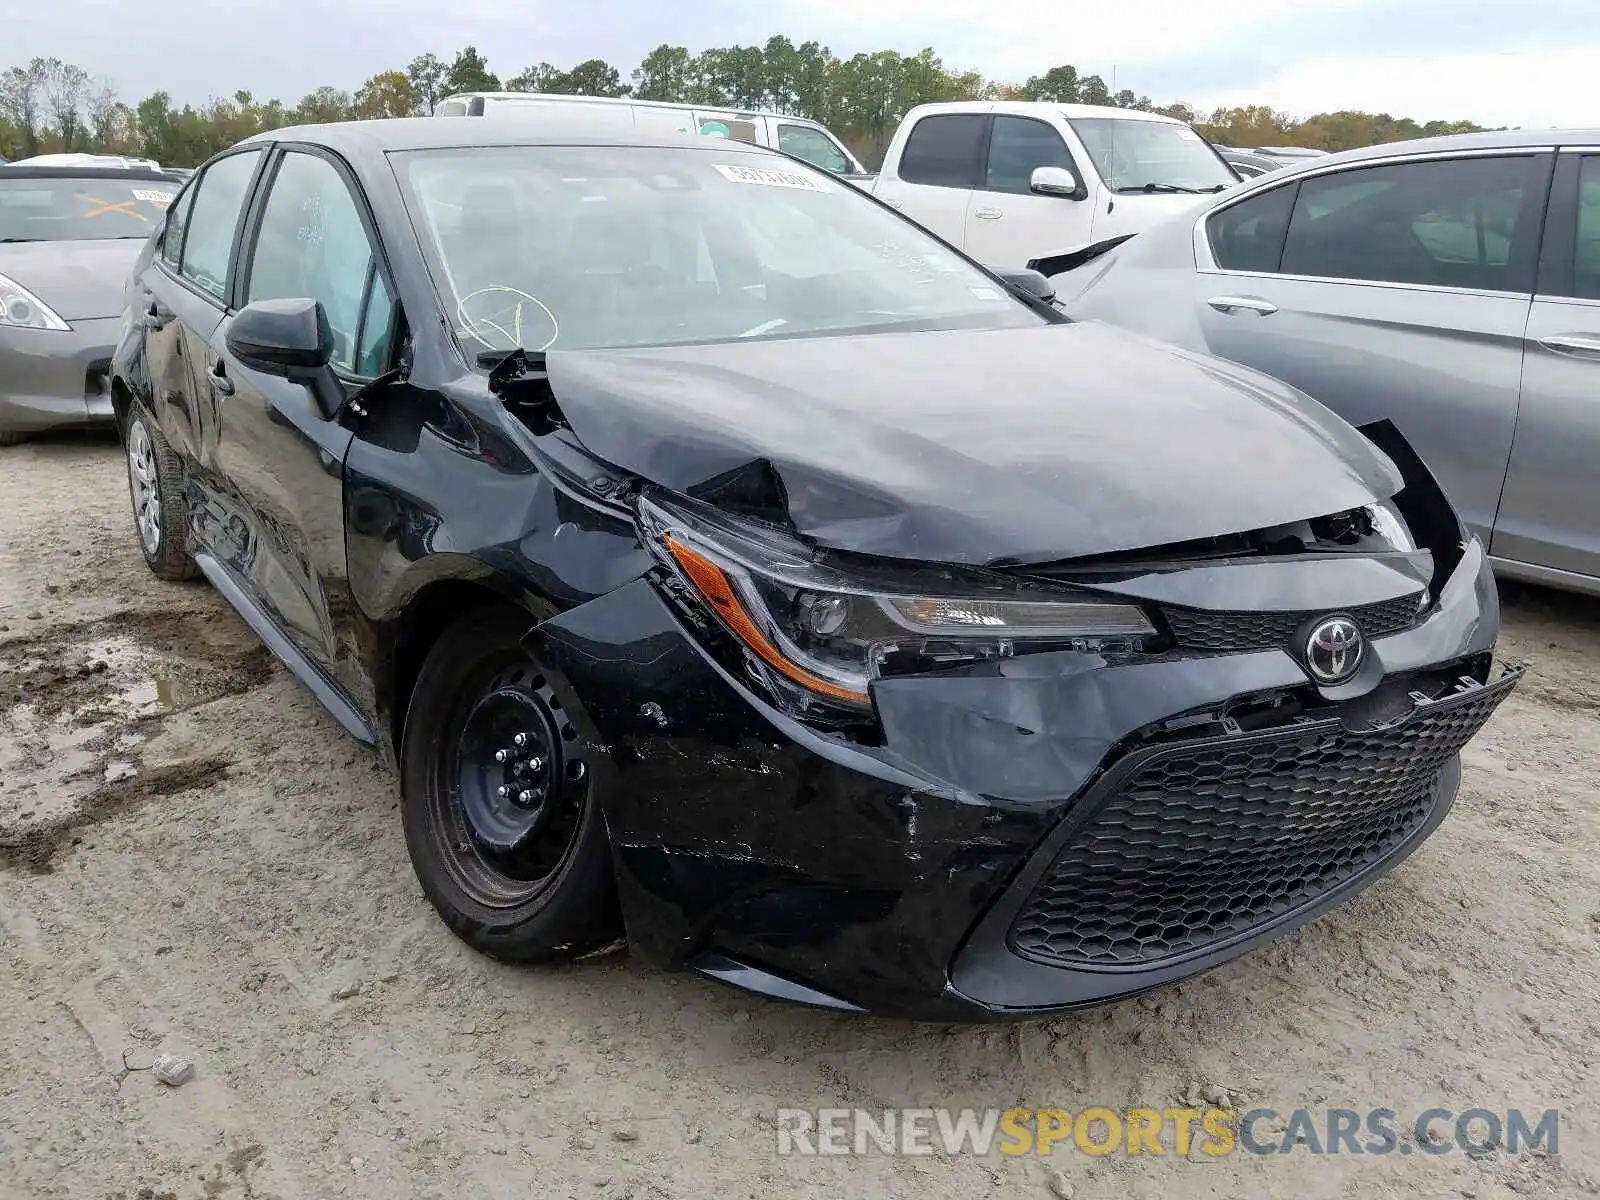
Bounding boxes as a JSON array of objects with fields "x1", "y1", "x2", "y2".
[
  {"x1": 1208, "y1": 183, "x2": 1296, "y2": 273},
  {"x1": 246, "y1": 151, "x2": 386, "y2": 374},
  {"x1": 355, "y1": 274, "x2": 394, "y2": 376},
  {"x1": 1574, "y1": 157, "x2": 1600, "y2": 300},
  {"x1": 159, "y1": 183, "x2": 196, "y2": 269},
  {"x1": 697, "y1": 115, "x2": 760, "y2": 145},
  {"x1": 778, "y1": 124, "x2": 849, "y2": 174},
  {"x1": 435, "y1": 100, "x2": 469, "y2": 117},
  {"x1": 180, "y1": 150, "x2": 263, "y2": 299},
  {"x1": 1281, "y1": 156, "x2": 1536, "y2": 290},
  {"x1": 899, "y1": 114, "x2": 987, "y2": 189},
  {"x1": 985, "y1": 116, "x2": 1078, "y2": 195}
]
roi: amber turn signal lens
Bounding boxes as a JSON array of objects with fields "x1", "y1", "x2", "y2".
[{"x1": 663, "y1": 534, "x2": 870, "y2": 706}]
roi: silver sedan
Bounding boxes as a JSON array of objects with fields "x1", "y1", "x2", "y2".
[
  {"x1": 0, "y1": 165, "x2": 184, "y2": 444},
  {"x1": 1055, "y1": 129, "x2": 1600, "y2": 597}
]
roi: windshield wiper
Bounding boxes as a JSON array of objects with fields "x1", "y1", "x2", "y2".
[
  {"x1": 1116, "y1": 183, "x2": 1207, "y2": 195},
  {"x1": 0, "y1": 237, "x2": 39, "y2": 244}
]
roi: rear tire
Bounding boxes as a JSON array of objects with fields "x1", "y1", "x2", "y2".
[
  {"x1": 400, "y1": 606, "x2": 621, "y2": 963},
  {"x1": 125, "y1": 409, "x2": 199, "y2": 582}
]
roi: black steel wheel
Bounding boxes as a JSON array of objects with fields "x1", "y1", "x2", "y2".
[{"x1": 400, "y1": 606, "x2": 620, "y2": 962}]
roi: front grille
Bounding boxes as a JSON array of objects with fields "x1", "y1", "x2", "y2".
[
  {"x1": 1161, "y1": 592, "x2": 1423, "y2": 653},
  {"x1": 1010, "y1": 668, "x2": 1520, "y2": 968}
]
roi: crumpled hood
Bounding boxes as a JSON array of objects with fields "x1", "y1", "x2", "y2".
[
  {"x1": 0, "y1": 238, "x2": 143, "y2": 320},
  {"x1": 544, "y1": 322, "x2": 1403, "y2": 566}
]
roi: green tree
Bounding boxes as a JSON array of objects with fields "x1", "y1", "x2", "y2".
[
  {"x1": 1020, "y1": 65, "x2": 1080, "y2": 103},
  {"x1": 631, "y1": 44, "x2": 692, "y2": 102},
  {"x1": 443, "y1": 46, "x2": 500, "y2": 96},
  {"x1": 354, "y1": 70, "x2": 418, "y2": 118},
  {"x1": 1078, "y1": 74, "x2": 1112, "y2": 106},
  {"x1": 407, "y1": 53, "x2": 447, "y2": 112},
  {"x1": 292, "y1": 86, "x2": 352, "y2": 125},
  {"x1": 560, "y1": 59, "x2": 630, "y2": 97},
  {"x1": 0, "y1": 59, "x2": 50, "y2": 156}
]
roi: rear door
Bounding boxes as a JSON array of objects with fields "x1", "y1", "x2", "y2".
[
  {"x1": 1192, "y1": 151, "x2": 1549, "y2": 543},
  {"x1": 963, "y1": 114, "x2": 1093, "y2": 268},
  {"x1": 207, "y1": 146, "x2": 397, "y2": 724},
  {"x1": 1492, "y1": 150, "x2": 1600, "y2": 580},
  {"x1": 871, "y1": 111, "x2": 987, "y2": 246},
  {"x1": 144, "y1": 148, "x2": 267, "y2": 474}
]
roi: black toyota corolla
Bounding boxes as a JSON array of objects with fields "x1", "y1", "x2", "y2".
[{"x1": 111, "y1": 119, "x2": 1520, "y2": 1019}]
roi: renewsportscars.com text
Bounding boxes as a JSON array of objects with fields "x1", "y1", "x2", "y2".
[{"x1": 775, "y1": 1106, "x2": 1560, "y2": 1158}]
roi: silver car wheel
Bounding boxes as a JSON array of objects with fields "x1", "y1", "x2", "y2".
[{"x1": 128, "y1": 419, "x2": 162, "y2": 556}]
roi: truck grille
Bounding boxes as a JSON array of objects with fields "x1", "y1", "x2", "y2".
[
  {"x1": 1010, "y1": 667, "x2": 1520, "y2": 969},
  {"x1": 1160, "y1": 592, "x2": 1424, "y2": 653}
]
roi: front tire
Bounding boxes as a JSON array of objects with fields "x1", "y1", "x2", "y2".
[
  {"x1": 400, "y1": 606, "x2": 620, "y2": 963},
  {"x1": 125, "y1": 409, "x2": 199, "y2": 581}
]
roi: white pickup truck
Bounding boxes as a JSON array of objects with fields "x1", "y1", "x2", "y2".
[{"x1": 859, "y1": 101, "x2": 1240, "y2": 273}]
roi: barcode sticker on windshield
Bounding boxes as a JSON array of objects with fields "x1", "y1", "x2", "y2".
[
  {"x1": 132, "y1": 189, "x2": 176, "y2": 206},
  {"x1": 713, "y1": 164, "x2": 826, "y2": 192}
]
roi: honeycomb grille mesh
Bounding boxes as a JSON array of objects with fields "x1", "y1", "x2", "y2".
[
  {"x1": 1161, "y1": 593, "x2": 1423, "y2": 653},
  {"x1": 1011, "y1": 677, "x2": 1514, "y2": 968}
]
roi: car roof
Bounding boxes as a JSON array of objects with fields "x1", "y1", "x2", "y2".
[
  {"x1": 0, "y1": 165, "x2": 186, "y2": 183},
  {"x1": 239, "y1": 117, "x2": 784, "y2": 159},
  {"x1": 447, "y1": 91, "x2": 828, "y2": 123},
  {"x1": 1282, "y1": 128, "x2": 1600, "y2": 168},
  {"x1": 909, "y1": 100, "x2": 1186, "y2": 125}
]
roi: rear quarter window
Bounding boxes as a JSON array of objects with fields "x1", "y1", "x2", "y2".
[
  {"x1": 1207, "y1": 183, "x2": 1296, "y2": 273},
  {"x1": 899, "y1": 114, "x2": 987, "y2": 189}
]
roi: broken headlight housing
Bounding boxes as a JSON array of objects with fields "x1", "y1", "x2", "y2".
[{"x1": 638, "y1": 491, "x2": 1156, "y2": 714}]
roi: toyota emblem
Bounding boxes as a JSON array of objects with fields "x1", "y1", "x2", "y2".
[{"x1": 1305, "y1": 616, "x2": 1364, "y2": 684}]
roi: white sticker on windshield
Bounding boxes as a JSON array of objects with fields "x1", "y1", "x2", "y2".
[
  {"x1": 132, "y1": 188, "x2": 176, "y2": 206},
  {"x1": 713, "y1": 163, "x2": 826, "y2": 192},
  {"x1": 969, "y1": 286, "x2": 1004, "y2": 301}
]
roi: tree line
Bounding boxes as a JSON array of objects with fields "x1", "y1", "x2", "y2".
[{"x1": 0, "y1": 43, "x2": 1493, "y2": 170}]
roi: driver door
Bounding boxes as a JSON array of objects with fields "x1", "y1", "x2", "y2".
[
  {"x1": 962, "y1": 114, "x2": 1092, "y2": 268},
  {"x1": 207, "y1": 146, "x2": 397, "y2": 729}
]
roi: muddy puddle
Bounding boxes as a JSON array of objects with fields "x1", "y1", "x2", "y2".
[{"x1": 0, "y1": 607, "x2": 273, "y2": 870}]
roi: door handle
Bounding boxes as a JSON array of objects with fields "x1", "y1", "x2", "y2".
[
  {"x1": 1538, "y1": 333, "x2": 1600, "y2": 357},
  {"x1": 974, "y1": 207, "x2": 1004, "y2": 220},
  {"x1": 207, "y1": 357, "x2": 234, "y2": 396},
  {"x1": 1206, "y1": 295, "x2": 1279, "y2": 316}
]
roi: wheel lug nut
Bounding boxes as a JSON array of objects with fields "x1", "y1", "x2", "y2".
[
  {"x1": 527, "y1": 756, "x2": 545, "y2": 773},
  {"x1": 496, "y1": 785, "x2": 511, "y2": 798},
  {"x1": 517, "y1": 790, "x2": 535, "y2": 805},
  {"x1": 493, "y1": 749, "x2": 511, "y2": 763},
  {"x1": 512, "y1": 732, "x2": 529, "y2": 747}
]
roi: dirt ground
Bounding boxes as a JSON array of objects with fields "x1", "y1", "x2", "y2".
[{"x1": 1, "y1": 434, "x2": 1597, "y2": 1200}]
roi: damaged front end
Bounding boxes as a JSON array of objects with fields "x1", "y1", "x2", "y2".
[{"x1": 513, "y1": 371, "x2": 1520, "y2": 1017}]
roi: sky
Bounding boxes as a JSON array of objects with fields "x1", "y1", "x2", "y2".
[{"x1": 13, "y1": 0, "x2": 1600, "y2": 129}]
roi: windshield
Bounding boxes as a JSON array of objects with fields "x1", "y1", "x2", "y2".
[
  {"x1": 394, "y1": 146, "x2": 1044, "y2": 355},
  {"x1": 1070, "y1": 119, "x2": 1237, "y2": 193},
  {"x1": 0, "y1": 175, "x2": 178, "y2": 242}
]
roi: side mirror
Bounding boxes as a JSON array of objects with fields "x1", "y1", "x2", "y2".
[
  {"x1": 995, "y1": 268, "x2": 1056, "y2": 304},
  {"x1": 226, "y1": 298, "x2": 344, "y2": 418},
  {"x1": 1030, "y1": 166, "x2": 1082, "y2": 199}
]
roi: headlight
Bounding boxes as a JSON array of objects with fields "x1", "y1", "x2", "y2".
[
  {"x1": 639, "y1": 492, "x2": 1156, "y2": 713},
  {"x1": 0, "y1": 273, "x2": 71, "y2": 331}
]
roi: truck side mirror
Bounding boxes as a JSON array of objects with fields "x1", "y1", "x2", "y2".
[{"x1": 1030, "y1": 166, "x2": 1083, "y2": 199}]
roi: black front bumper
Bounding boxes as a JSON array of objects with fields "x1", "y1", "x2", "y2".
[{"x1": 530, "y1": 535, "x2": 1516, "y2": 1020}]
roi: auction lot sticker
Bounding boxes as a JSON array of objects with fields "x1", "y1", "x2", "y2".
[
  {"x1": 714, "y1": 164, "x2": 827, "y2": 192},
  {"x1": 132, "y1": 189, "x2": 176, "y2": 206}
]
